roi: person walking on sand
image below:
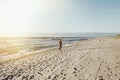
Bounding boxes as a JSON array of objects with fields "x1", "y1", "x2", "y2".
[{"x1": 59, "y1": 39, "x2": 62, "y2": 50}]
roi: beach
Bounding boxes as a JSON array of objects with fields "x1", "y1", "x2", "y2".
[{"x1": 0, "y1": 37, "x2": 120, "y2": 80}]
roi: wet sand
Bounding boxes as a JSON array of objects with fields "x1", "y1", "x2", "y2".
[{"x1": 0, "y1": 37, "x2": 120, "y2": 80}]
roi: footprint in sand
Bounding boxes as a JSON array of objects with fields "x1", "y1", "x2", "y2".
[
  {"x1": 2, "y1": 75, "x2": 13, "y2": 80},
  {"x1": 37, "y1": 72, "x2": 43, "y2": 76},
  {"x1": 48, "y1": 75, "x2": 51, "y2": 79},
  {"x1": 62, "y1": 77, "x2": 66, "y2": 80},
  {"x1": 73, "y1": 67, "x2": 77, "y2": 71},
  {"x1": 73, "y1": 71, "x2": 77, "y2": 76},
  {"x1": 51, "y1": 69, "x2": 53, "y2": 71},
  {"x1": 64, "y1": 74, "x2": 66, "y2": 76},
  {"x1": 73, "y1": 67, "x2": 78, "y2": 76},
  {"x1": 61, "y1": 72, "x2": 63, "y2": 75},
  {"x1": 29, "y1": 75, "x2": 34, "y2": 79},
  {"x1": 98, "y1": 76, "x2": 104, "y2": 80},
  {"x1": 51, "y1": 75, "x2": 58, "y2": 80}
]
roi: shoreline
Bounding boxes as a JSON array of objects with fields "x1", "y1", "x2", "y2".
[
  {"x1": 0, "y1": 37, "x2": 89, "y2": 64},
  {"x1": 0, "y1": 46, "x2": 58, "y2": 64}
]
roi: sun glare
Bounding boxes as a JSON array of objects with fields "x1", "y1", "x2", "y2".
[
  {"x1": 1, "y1": 26, "x2": 30, "y2": 37},
  {"x1": 0, "y1": 0, "x2": 70, "y2": 35}
]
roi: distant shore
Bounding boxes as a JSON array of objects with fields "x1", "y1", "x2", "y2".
[{"x1": 0, "y1": 37, "x2": 120, "y2": 80}]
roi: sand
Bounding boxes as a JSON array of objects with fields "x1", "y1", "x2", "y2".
[{"x1": 0, "y1": 37, "x2": 120, "y2": 80}]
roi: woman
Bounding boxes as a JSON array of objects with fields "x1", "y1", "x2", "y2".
[{"x1": 59, "y1": 39, "x2": 62, "y2": 50}]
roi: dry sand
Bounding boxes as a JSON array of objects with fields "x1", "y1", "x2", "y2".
[{"x1": 0, "y1": 37, "x2": 120, "y2": 80}]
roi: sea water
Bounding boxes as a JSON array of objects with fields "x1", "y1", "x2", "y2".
[{"x1": 0, "y1": 33, "x2": 117, "y2": 56}]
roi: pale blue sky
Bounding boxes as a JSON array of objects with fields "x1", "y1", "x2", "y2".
[{"x1": 0, "y1": 0, "x2": 120, "y2": 34}]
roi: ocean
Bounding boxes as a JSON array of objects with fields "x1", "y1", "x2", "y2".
[{"x1": 0, "y1": 33, "x2": 117, "y2": 56}]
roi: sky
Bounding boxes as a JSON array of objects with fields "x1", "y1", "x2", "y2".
[{"x1": 0, "y1": 0, "x2": 120, "y2": 34}]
